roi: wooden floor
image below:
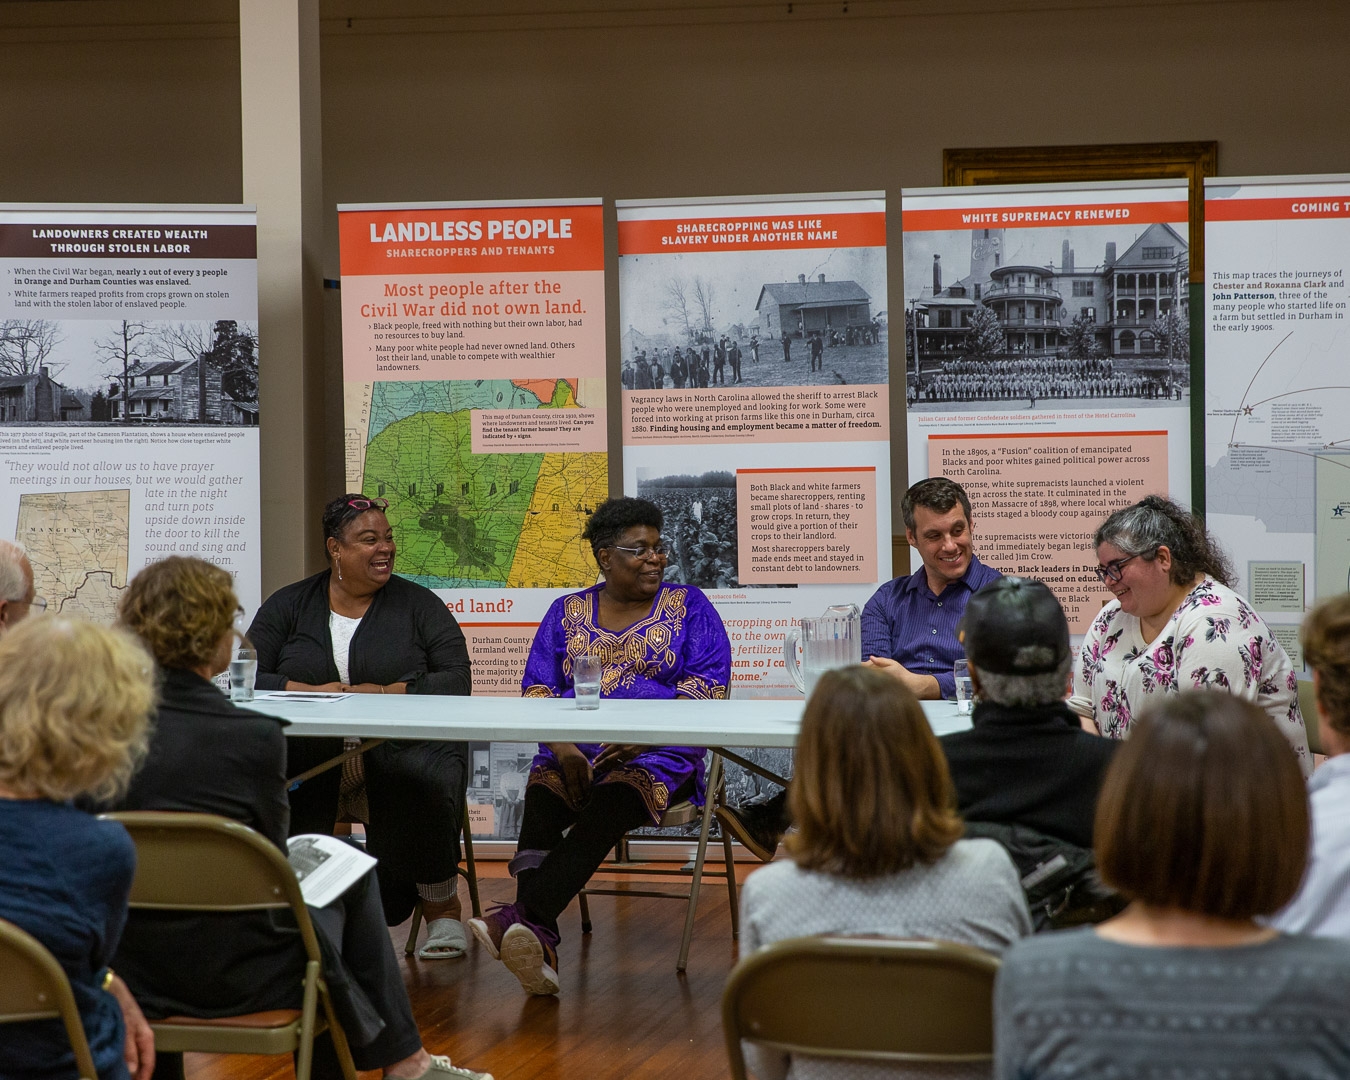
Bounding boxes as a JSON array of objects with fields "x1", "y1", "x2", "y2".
[{"x1": 185, "y1": 859, "x2": 754, "y2": 1080}]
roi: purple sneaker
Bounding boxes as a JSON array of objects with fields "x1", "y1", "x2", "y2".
[
  {"x1": 500, "y1": 917, "x2": 561, "y2": 996},
  {"x1": 467, "y1": 902, "x2": 519, "y2": 961}
]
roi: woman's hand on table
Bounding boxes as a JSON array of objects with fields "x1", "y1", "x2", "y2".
[
  {"x1": 284, "y1": 680, "x2": 347, "y2": 693},
  {"x1": 547, "y1": 742, "x2": 593, "y2": 803},
  {"x1": 593, "y1": 743, "x2": 644, "y2": 772},
  {"x1": 346, "y1": 681, "x2": 408, "y2": 695}
]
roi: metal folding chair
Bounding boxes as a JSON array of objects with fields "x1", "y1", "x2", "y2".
[
  {"x1": 106, "y1": 811, "x2": 358, "y2": 1080},
  {"x1": 722, "y1": 935, "x2": 1001, "y2": 1080},
  {"x1": 0, "y1": 918, "x2": 99, "y2": 1080},
  {"x1": 577, "y1": 751, "x2": 739, "y2": 971}
]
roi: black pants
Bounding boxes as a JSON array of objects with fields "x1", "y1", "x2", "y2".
[
  {"x1": 514, "y1": 774, "x2": 695, "y2": 937},
  {"x1": 147, "y1": 864, "x2": 421, "y2": 1079},
  {"x1": 287, "y1": 737, "x2": 468, "y2": 921}
]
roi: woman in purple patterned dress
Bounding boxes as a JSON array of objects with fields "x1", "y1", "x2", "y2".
[
  {"x1": 1069, "y1": 495, "x2": 1308, "y2": 773},
  {"x1": 468, "y1": 497, "x2": 731, "y2": 995}
]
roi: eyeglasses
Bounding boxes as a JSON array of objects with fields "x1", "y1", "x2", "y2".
[
  {"x1": 345, "y1": 497, "x2": 389, "y2": 512},
  {"x1": 5, "y1": 596, "x2": 47, "y2": 613},
  {"x1": 1093, "y1": 550, "x2": 1154, "y2": 584},
  {"x1": 611, "y1": 544, "x2": 668, "y2": 560}
]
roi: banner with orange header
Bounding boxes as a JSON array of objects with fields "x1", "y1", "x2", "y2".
[
  {"x1": 338, "y1": 198, "x2": 608, "y2": 712},
  {"x1": 901, "y1": 179, "x2": 1193, "y2": 637},
  {"x1": 617, "y1": 191, "x2": 892, "y2": 706}
]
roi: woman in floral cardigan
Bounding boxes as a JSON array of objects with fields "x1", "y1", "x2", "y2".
[{"x1": 1069, "y1": 495, "x2": 1309, "y2": 774}]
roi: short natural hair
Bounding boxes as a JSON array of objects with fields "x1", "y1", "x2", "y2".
[
  {"x1": 972, "y1": 654, "x2": 1072, "y2": 708},
  {"x1": 901, "y1": 477, "x2": 972, "y2": 533},
  {"x1": 1302, "y1": 593, "x2": 1350, "y2": 738},
  {"x1": 787, "y1": 666, "x2": 963, "y2": 878},
  {"x1": 1094, "y1": 691, "x2": 1308, "y2": 919},
  {"x1": 1094, "y1": 494, "x2": 1234, "y2": 588},
  {"x1": 582, "y1": 497, "x2": 663, "y2": 558},
  {"x1": 0, "y1": 618, "x2": 155, "y2": 802},
  {"x1": 0, "y1": 538, "x2": 29, "y2": 602},
  {"x1": 119, "y1": 556, "x2": 238, "y2": 671}
]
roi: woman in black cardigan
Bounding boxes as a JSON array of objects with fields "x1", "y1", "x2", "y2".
[
  {"x1": 248, "y1": 493, "x2": 473, "y2": 957},
  {"x1": 113, "y1": 555, "x2": 490, "y2": 1080}
]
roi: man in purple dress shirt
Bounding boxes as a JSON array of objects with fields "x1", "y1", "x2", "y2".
[
  {"x1": 716, "y1": 476, "x2": 1003, "y2": 861},
  {"x1": 861, "y1": 476, "x2": 1003, "y2": 699}
]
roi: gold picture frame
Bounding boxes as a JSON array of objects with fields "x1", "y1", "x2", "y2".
[{"x1": 943, "y1": 141, "x2": 1217, "y2": 281}]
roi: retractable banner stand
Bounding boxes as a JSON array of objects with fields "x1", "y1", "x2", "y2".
[
  {"x1": 0, "y1": 204, "x2": 261, "y2": 619},
  {"x1": 901, "y1": 180, "x2": 1192, "y2": 638},
  {"x1": 337, "y1": 198, "x2": 607, "y2": 839},
  {"x1": 1204, "y1": 175, "x2": 1350, "y2": 670},
  {"x1": 616, "y1": 191, "x2": 891, "y2": 803}
]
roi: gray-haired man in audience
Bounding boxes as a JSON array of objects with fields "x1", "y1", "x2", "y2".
[
  {"x1": 0, "y1": 540, "x2": 44, "y2": 632},
  {"x1": 940, "y1": 577, "x2": 1116, "y2": 850}
]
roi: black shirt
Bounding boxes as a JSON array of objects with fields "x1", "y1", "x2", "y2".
[
  {"x1": 939, "y1": 700, "x2": 1118, "y2": 849},
  {"x1": 247, "y1": 568, "x2": 471, "y2": 695}
]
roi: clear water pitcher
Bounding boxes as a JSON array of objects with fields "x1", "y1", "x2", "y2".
[{"x1": 783, "y1": 603, "x2": 862, "y2": 698}]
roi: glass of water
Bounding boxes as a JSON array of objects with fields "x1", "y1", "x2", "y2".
[
  {"x1": 573, "y1": 654, "x2": 602, "y2": 710},
  {"x1": 230, "y1": 646, "x2": 258, "y2": 703},
  {"x1": 954, "y1": 658, "x2": 975, "y2": 715}
]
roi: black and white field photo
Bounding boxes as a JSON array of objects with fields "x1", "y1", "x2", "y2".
[{"x1": 637, "y1": 468, "x2": 741, "y2": 590}]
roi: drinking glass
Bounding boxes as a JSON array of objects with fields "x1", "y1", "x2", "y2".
[
  {"x1": 230, "y1": 646, "x2": 258, "y2": 703},
  {"x1": 573, "y1": 654, "x2": 602, "y2": 710},
  {"x1": 954, "y1": 658, "x2": 975, "y2": 715}
]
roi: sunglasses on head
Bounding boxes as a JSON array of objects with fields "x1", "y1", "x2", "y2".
[{"x1": 345, "y1": 497, "x2": 389, "y2": 512}]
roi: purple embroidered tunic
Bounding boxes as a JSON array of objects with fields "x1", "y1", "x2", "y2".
[{"x1": 521, "y1": 582, "x2": 731, "y2": 822}]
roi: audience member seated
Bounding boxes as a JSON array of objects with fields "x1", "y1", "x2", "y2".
[
  {"x1": 995, "y1": 691, "x2": 1350, "y2": 1078},
  {"x1": 248, "y1": 493, "x2": 473, "y2": 955},
  {"x1": 0, "y1": 617, "x2": 157, "y2": 1080},
  {"x1": 1273, "y1": 593, "x2": 1350, "y2": 936},
  {"x1": 720, "y1": 477, "x2": 1004, "y2": 864},
  {"x1": 0, "y1": 537, "x2": 44, "y2": 631},
  {"x1": 468, "y1": 497, "x2": 731, "y2": 996},
  {"x1": 1070, "y1": 495, "x2": 1309, "y2": 772},
  {"x1": 739, "y1": 665, "x2": 1031, "y2": 1080},
  {"x1": 111, "y1": 556, "x2": 491, "y2": 1080},
  {"x1": 941, "y1": 578, "x2": 1117, "y2": 850}
]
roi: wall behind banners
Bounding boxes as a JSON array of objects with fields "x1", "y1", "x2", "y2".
[{"x1": 7, "y1": 3, "x2": 1350, "y2": 584}]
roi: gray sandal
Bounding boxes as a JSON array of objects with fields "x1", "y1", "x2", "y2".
[{"x1": 417, "y1": 917, "x2": 468, "y2": 960}]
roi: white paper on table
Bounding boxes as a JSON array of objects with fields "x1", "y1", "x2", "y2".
[
  {"x1": 287, "y1": 834, "x2": 376, "y2": 907},
  {"x1": 254, "y1": 691, "x2": 353, "y2": 702}
]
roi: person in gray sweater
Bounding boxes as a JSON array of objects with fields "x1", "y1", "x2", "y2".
[
  {"x1": 739, "y1": 666, "x2": 1032, "y2": 1080},
  {"x1": 996, "y1": 691, "x2": 1350, "y2": 1079}
]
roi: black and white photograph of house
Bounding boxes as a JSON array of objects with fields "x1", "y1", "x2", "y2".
[
  {"x1": 0, "y1": 317, "x2": 259, "y2": 426},
  {"x1": 903, "y1": 222, "x2": 1190, "y2": 410},
  {"x1": 619, "y1": 246, "x2": 888, "y2": 391}
]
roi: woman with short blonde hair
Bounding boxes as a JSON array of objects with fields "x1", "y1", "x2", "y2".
[
  {"x1": 739, "y1": 666, "x2": 1031, "y2": 1080},
  {"x1": 0, "y1": 617, "x2": 157, "y2": 1080}
]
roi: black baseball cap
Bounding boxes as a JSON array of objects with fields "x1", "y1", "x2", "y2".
[{"x1": 959, "y1": 577, "x2": 1070, "y2": 676}]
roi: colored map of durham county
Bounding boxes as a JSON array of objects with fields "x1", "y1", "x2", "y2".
[
  {"x1": 16, "y1": 489, "x2": 131, "y2": 623},
  {"x1": 362, "y1": 379, "x2": 607, "y2": 588}
]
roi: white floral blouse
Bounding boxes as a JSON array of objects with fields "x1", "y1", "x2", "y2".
[{"x1": 1069, "y1": 577, "x2": 1310, "y2": 773}]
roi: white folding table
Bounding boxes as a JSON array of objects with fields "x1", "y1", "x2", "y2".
[{"x1": 241, "y1": 693, "x2": 972, "y2": 969}]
